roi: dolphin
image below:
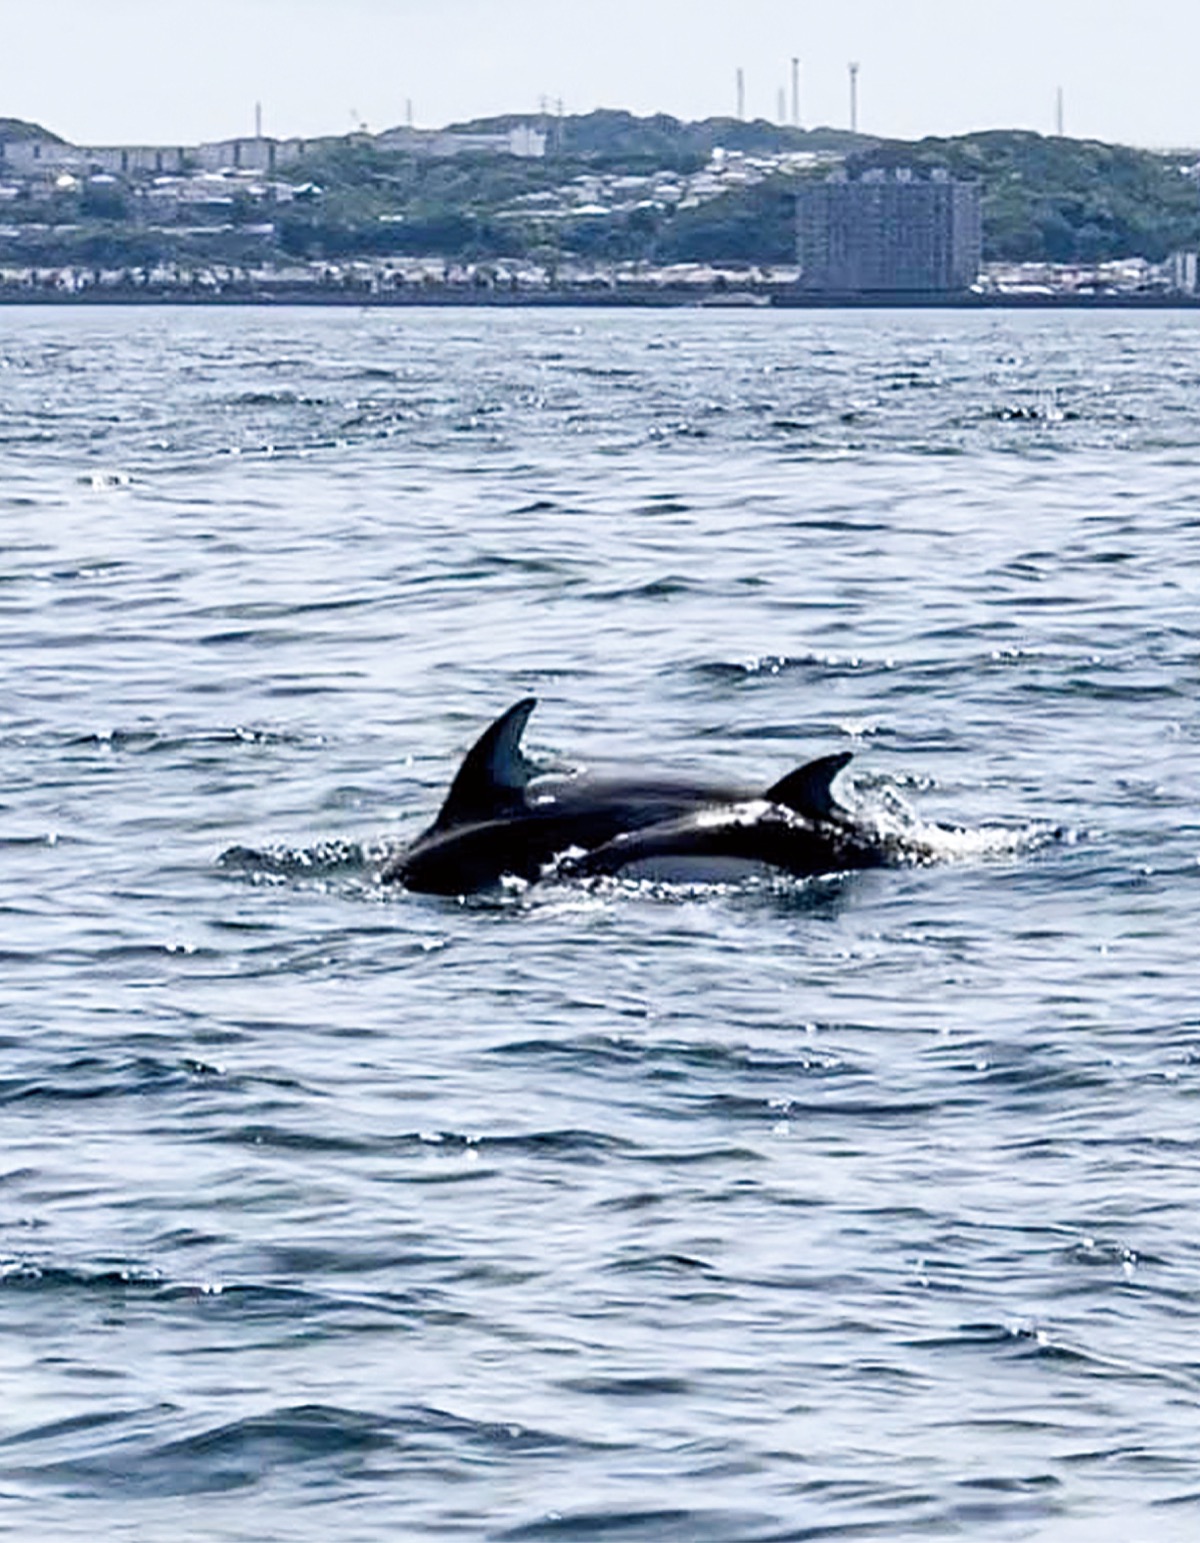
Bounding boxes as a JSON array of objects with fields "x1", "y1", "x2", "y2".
[
  {"x1": 381, "y1": 697, "x2": 873, "y2": 895},
  {"x1": 558, "y1": 789, "x2": 888, "y2": 885}
]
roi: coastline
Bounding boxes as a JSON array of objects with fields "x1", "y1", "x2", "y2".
[{"x1": 2, "y1": 286, "x2": 1200, "y2": 309}]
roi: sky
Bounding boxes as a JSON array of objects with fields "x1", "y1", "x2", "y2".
[{"x1": 4, "y1": 0, "x2": 1200, "y2": 151}]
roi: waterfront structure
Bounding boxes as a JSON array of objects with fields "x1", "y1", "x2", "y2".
[{"x1": 796, "y1": 169, "x2": 982, "y2": 294}]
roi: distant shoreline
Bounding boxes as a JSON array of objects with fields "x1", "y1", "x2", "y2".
[{"x1": 2, "y1": 287, "x2": 1200, "y2": 310}]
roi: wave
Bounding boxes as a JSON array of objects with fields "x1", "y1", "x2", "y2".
[
  {"x1": 844, "y1": 777, "x2": 1070, "y2": 867},
  {"x1": 217, "y1": 839, "x2": 387, "y2": 882},
  {"x1": 0, "y1": 1400, "x2": 599, "y2": 1499},
  {"x1": 499, "y1": 1507, "x2": 780, "y2": 1542},
  {"x1": 0, "y1": 1051, "x2": 225, "y2": 1107}
]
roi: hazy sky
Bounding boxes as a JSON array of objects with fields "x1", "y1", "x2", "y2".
[{"x1": 4, "y1": 0, "x2": 1200, "y2": 151}]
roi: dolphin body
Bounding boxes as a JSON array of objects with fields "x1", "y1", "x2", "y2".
[{"x1": 382, "y1": 697, "x2": 889, "y2": 895}]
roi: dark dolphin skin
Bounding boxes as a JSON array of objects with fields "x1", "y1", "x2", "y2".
[{"x1": 381, "y1": 698, "x2": 888, "y2": 896}]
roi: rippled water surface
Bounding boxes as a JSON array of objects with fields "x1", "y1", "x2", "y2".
[{"x1": 2, "y1": 305, "x2": 1199, "y2": 1540}]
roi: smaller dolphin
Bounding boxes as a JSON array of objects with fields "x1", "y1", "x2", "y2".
[
  {"x1": 382, "y1": 698, "x2": 886, "y2": 896},
  {"x1": 558, "y1": 787, "x2": 886, "y2": 885}
]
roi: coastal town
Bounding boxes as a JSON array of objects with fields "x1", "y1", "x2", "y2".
[{"x1": 2, "y1": 111, "x2": 1199, "y2": 303}]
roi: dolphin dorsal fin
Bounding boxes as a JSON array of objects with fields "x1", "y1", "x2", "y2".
[
  {"x1": 766, "y1": 751, "x2": 853, "y2": 822},
  {"x1": 433, "y1": 697, "x2": 538, "y2": 830}
]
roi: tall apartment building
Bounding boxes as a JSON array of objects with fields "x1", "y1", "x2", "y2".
[{"x1": 796, "y1": 170, "x2": 982, "y2": 294}]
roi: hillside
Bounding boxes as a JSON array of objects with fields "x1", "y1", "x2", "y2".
[
  {"x1": 447, "y1": 109, "x2": 875, "y2": 164},
  {"x1": 274, "y1": 121, "x2": 1200, "y2": 268},
  {"x1": 0, "y1": 117, "x2": 63, "y2": 142},
  {"x1": 2, "y1": 111, "x2": 1198, "y2": 273}
]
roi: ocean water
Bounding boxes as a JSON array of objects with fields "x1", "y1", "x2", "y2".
[{"x1": 1, "y1": 304, "x2": 1198, "y2": 1541}]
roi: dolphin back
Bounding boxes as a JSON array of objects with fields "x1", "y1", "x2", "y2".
[
  {"x1": 765, "y1": 751, "x2": 854, "y2": 822},
  {"x1": 433, "y1": 697, "x2": 539, "y2": 831}
]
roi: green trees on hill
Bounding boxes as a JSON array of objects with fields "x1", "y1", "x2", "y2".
[{"x1": 554, "y1": 181, "x2": 799, "y2": 266}]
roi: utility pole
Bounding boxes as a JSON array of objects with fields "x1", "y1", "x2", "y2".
[{"x1": 849, "y1": 63, "x2": 859, "y2": 134}]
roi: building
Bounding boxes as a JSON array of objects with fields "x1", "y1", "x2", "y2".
[
  {"x1": 373, "y1": 125, "x2": 546, "y2": 159},
  {"x1": 796, "y1": 169, "x2": 982, "y2": 294},
  {"x1": 193, "y1": 138, "x2": 282, "y2": 172},
  {"x1": 0, "y1": 123, "x2": 545, "y2": 180},
  {"x1": 1167, "y1": 250, "x2": 1198, "y2": 295}
]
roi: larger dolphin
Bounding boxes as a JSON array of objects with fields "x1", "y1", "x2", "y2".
[{"x1": 382, "y1": 698, "x2": 879, "y2": 895}]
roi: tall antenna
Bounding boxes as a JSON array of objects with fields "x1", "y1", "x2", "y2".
[
  {"x1": 255, "y1": 100, "x2": 263, "y2": 139},
  {"x1": 791, "y1": 57, "x2": 800, "y2": 128},
  {"x1": 1055, "y1": 85, "x2": 1064, "y2": 137},
  {"x1": 849, "y1": 63, "x2": 860, "y2": 134},
  {"x1": 406, "y1": 98, "x2": 414, "y2": 129},
  {"x1": 736, "y1": 67, "x2": 745, "y2": 121}
]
